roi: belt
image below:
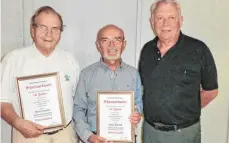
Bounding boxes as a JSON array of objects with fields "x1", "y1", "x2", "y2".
[
  {"x1": 43, "y1": 121, "x2": 72, "y2": 135},
  {"x1": 92, "y1": 131, "x2": 137, "y2": 141},
  {"x1": 146, "y1": 118, "x2": 199, "y2": 131}
]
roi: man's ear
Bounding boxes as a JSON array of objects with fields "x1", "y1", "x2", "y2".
[
  {"x1": 149, "y1": 18, "x2": 156, "y2": 35},
  {"x1": 95, "y1": 41, "x2": 101, "y2": 52},
  {"x1": 30, "y1": 25, "x2": 35, "y2": 39},
  {"x1": 121, "y1": 40, "x2": 127, "y2": 52},
  {"x1": 179, "y1": 16, "x2": 184, "y2": 27}
]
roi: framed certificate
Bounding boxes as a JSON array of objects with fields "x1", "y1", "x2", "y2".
[
  {"x1": 16, "y1": 72, "x2": 66, "y2": 129},
  {"x1": 97, "y1": 91, "x2": 134, "y2": 142}
]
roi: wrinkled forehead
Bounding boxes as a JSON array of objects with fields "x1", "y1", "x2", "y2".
[
  {"x1": 152, "y1": 2, "x2": 180, "y2": 18},
  {"x1": 156, "y1": 3, "x2": 178, "y2": 12},
  {"x1": 99, "y1": 26, "x2": 124, "y2": 39},
  {"x1": 35, "y1": 11, "x2": 61, "y2": 25}
]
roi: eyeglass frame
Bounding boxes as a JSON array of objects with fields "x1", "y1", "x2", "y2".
[
  {"x1": 32, "y1": 23, "x2": 66, "y2": 35},
  {"x1": 98, "y1": 37, "x2": 125, "y2": 45}
]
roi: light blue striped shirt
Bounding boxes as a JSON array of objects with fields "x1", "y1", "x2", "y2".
[{"x1": 73, "y1": 59, "x2": 142, "y2": 143}]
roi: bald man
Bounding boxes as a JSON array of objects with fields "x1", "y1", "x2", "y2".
[{"x1": 73, "y1": 24, "x2": 143, "y2": 143}]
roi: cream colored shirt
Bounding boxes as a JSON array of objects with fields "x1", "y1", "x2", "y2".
[{"x1": 1, "y1": 45, "x2": 79, "y2": 125}]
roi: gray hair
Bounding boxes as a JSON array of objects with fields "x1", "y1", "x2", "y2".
[
  {"x1": 31, "y1": 6, "x2": 64, "y2": 31},
  {"x1": 150, "y1": 0, "x2": 182, "y2": 18}
]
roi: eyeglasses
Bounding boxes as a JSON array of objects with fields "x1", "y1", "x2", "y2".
[
  {"x1": 99, "y1": 37, "x2": 124, "y2": 45},
  {"x1": 32, "y1": 23, "x2": 63, "y2": 35}
]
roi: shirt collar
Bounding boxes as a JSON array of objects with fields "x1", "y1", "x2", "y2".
[{"x1": 99, "y1": 58, "x2": 124, "y2": 72}]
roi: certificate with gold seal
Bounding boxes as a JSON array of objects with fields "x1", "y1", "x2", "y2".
[
  {"x1": 16, "y1": 72, "x2": 66, "y2": 129},
  {"x1": 97, "y1": 91, "x2": 134, "y2": 142}
]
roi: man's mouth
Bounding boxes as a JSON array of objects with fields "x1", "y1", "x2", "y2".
[
  {"x1": 108, "y1": 49, "x2": 117, "y2": 52},
  {"x1": 44, "y1": 40, "x2": 53, "y2": 42},
  {"x1": 161, "y1": 30, "x2": 171, "y2": 33},
  {"x1": 108, "y1": 48, "x2": 118, "y2": 55}
]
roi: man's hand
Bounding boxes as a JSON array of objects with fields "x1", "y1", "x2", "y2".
[
  {"x1": 129, "y1": 105, "x2": 142, "y2": 126},
  {"x1": 12, "y1": 117, "x2": 45, "y2": 138},
  {"x1": 88, "y1": 134, "x2": 107, "y2": 143}
]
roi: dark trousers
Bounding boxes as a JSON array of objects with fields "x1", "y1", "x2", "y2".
[{"x1": 142, "y1": 120, "x2": 201, "y2": 143}]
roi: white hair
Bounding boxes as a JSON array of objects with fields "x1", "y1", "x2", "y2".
[{"x1": 150, "y1": 0, "x2": 182, "y2": 18}]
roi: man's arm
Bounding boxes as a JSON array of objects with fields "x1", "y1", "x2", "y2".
[
  {"x1": 134, "y1": 72, "x2": 143, "y2": 114},
  {"x1": 73, "y1": 71, "x2": 93, "y2": 143},
  {"x1": 1, "y1": 102, "x2": 45, "y2": 138},
  {"x1": 201, "y1": 89, "x2": 218, "y2": 108},
  {"x1": 1, "y1": 102, "x2": 20, "y2": 125},
  {"x1": 1, "y1": 52, "x2": 45, "y2": 138},
  {"x1": 129, "y1": 72, "x2": 143, "y2": 126},
  {"x1": 199, "y1": 43, "x2": 218, "y2": 108}
]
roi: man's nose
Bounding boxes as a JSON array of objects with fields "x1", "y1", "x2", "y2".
[
  {"x1": 45, "y1": 29, "x2": 52, "y2": 37},
  {"x1": 108, "y1": 40, "x2": 115, "y2": 46},
  {"x1": 162, "y1": 18, "x2": 169, "y2": 26}
]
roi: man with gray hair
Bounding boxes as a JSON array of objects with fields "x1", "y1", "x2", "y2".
[
  {"x1": 73, "y1": 24, "x2": 142, "y2": 143},
  {"x1": 139, "y1": 0, "x2": 218, "y2": 143},
  {"x1": 1, "y1": 6, "x2": 79, "y2": 143}
]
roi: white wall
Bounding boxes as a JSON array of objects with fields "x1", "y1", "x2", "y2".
[
  {"x1": 1, "y1": 0, "x2": 24, "y2": 142},
  {"x1": 1, "y1": 0, "x2": 229, "y2": 143},
  {"x1": 1, "y1": 0, "x2": 23, "y2": 58},
  {"x1": 23, "y1": 0, "x2": 141, "y2": 69}
]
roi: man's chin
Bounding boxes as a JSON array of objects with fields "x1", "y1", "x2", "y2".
[
  {"x1": 43, "y1": 45, "x2": 56, "y2": 51},
  {"x1": 104, "y1": 56, "x2": 120, "y2": 61}
]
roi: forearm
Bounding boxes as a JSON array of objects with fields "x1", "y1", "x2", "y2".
[
  {"x1": 135, "y1": 98, "x2": 143, "y2": 114},
  {"x1": 200, "y1": 89, "x2": 218, "y2": 108},
  {"x1": 135, "y1": 73, "x2": 143, "y2": 114},
  {"x1": 73, "y1": 104, "x2": 93, "y2": 142},
  {"x1": 1, "y1": 102, "x2": 20, "y2": 126}
]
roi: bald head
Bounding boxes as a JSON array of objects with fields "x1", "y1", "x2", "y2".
[
  {"x1": 95, "y1": 24, "x2": 126, "y2": 62},
  {"x1": 96, "y1": 24, "x2": 125, "y2": 42}
]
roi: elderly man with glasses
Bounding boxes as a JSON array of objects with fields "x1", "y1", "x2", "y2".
[
  {"x1": 1, "y1": 6, "x2": 79, "y2": 143},
  {"x1": 73, "y1": 24, "x2": 143, "y2": 143}
]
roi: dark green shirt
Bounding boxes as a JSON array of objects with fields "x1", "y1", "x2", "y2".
[{"x1": 139, "y1": 32, "x2": 218, "y2": 124}]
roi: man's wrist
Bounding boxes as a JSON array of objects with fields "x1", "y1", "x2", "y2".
[
  {"x1": 88, "y1": 134, "x2": 94, "y2": 142},
  {"x1": 10, "y1": 116, "x2": 20, "y2": 127}
]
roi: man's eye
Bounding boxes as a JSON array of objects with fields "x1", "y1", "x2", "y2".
[
  {"x1": 52, "y1": 27, "x2": 59, "y2": 32},
  {"x1": 101, "y1": 39, "x2": 108, "y2": 43},
  {"x1": 114, "y1": 39, "x2": 122, "y2": 43},
  {"x1": 40, "y1": 25, "x2": 47, "y2": 30}
]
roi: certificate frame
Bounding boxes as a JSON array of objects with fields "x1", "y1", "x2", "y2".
[
  {"x1": 16, "y1": 72, "x2": 66, "y2": 129},
  {"x1": 97, "y1": 91, "x2": 135, "y2": 143}
]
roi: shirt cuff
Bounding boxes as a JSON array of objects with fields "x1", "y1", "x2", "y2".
[{"x1": 82, "y1": 130, "x2": 93, "y2": 143}]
